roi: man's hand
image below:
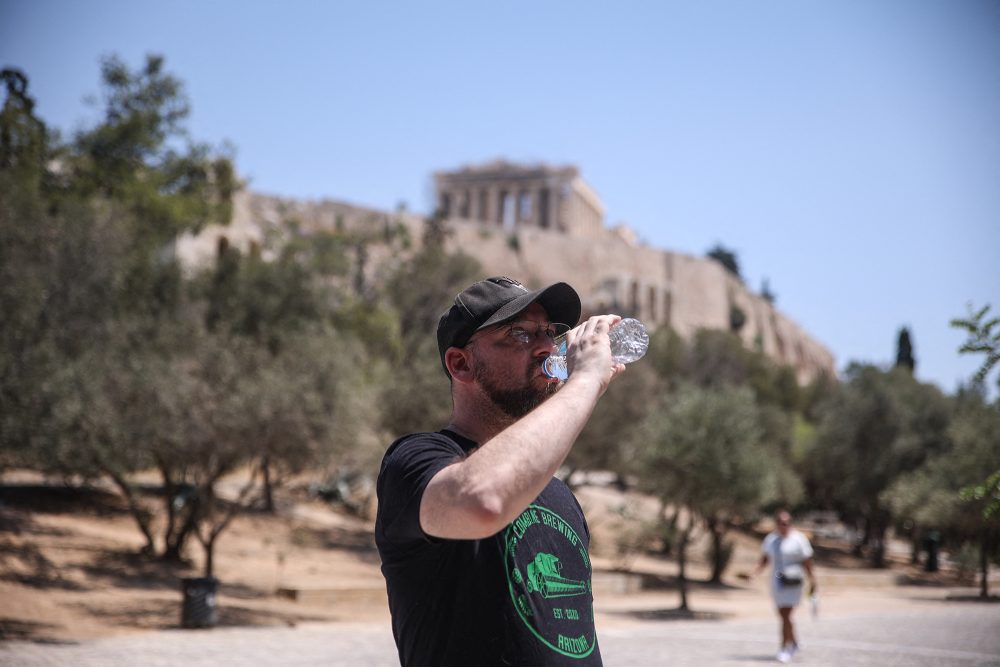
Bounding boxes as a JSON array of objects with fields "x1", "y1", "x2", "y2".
[{"x1": 564, "y1": 314, "x2": 625, "y2": 393}]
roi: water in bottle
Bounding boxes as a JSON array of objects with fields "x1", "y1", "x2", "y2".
[{"x1": 542, "y1": 318, "x2": 649, "y2": 381}]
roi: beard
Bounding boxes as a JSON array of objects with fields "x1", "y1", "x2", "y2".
[{"x1": 473, "y1": 356, "x2": 559, "y2": 420}]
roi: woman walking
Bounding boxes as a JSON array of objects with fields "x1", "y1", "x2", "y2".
[{"x1": 752, "y1": 510, "x2": 817, "y2": 663}]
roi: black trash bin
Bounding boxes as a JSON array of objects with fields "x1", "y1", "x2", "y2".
[
  {"x1": 181, "y1": 576, "x2": 219, "y2": 628},
  {"x1": 923, "y1": 531, "x2": 940, "y2": 573}
]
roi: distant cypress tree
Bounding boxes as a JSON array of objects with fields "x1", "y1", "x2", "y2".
[{"x1": 896, "y1": 327, "x2": 916, "y2": 372}]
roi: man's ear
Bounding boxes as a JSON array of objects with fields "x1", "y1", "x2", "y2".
[{"x1": 444, "y1": 347, "x2": 476, "y2": 383}]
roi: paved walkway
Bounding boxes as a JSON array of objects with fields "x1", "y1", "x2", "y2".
[{"x1": 3, "y1": 604, "x2": 998, "y2": 666}]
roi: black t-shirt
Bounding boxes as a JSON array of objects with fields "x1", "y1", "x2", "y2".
[{"x1": 375, "y1": 430, "x2": 603, "y2": 667}]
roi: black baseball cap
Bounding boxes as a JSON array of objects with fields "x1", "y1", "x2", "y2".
[{"x1": 437, "y1": 276, "x2": 582, "y2": 375}]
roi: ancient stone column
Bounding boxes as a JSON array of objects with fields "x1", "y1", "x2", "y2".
[
  {"x1": 472, "y1": 188, "x2": 483, "y2": 222},
  {"x1": 548, "y1": 184, "x2": 560, "y2": 231},
  {"x1": 534, "y1": 187, "x2": 546, "y2": 229},
  {"x1": 439, "y1": 189, "x2": 452, "y2": 218},
  {"x1": 457, "y1": 189, "x2": 468, "y2": 219},
  {"x1": 490, "y1": 186, "x2": 503, "y2": 226}
]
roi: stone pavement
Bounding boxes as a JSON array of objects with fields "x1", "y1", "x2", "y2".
[
  {"x1": 598, "y1": 605, "x2": 1000, "y2": 666},
  {"x1": 3, "y1": 604, "x2": 999, "y2": 666}
]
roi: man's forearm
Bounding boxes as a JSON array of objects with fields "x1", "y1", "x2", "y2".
[{"x1": 421, "y1": 374, "x2": 604, "y2": 539}]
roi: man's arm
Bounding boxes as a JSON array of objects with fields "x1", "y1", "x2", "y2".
[{"x1": 420, "y1": 315, "x2": 622, "y2": 540}]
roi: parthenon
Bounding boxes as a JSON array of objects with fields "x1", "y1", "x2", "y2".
[{"x1": 433, "y1": 160, "x2": 605, "y2": 238}]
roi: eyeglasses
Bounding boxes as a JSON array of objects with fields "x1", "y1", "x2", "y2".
[
  {"x1": 472, "y1": 320, "x2": 570, "y2": 347},
  {"x1": 507, "y1": 321, "x2": 570, "y2": 345}
]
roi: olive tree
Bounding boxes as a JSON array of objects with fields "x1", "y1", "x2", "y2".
[
  {"x1": 808, "y1": 364, "x2": 951, "y2": 566},
  {"x1": 634, "y1": 384, "x2": 783, "y2": 608}
]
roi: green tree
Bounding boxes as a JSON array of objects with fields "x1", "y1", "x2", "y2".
[
  {"x1": 191, "y1": 218, "x2": 395, "y2": 512},
  {"x1": 568, "y1": 361, "x2": 660, "y2": 486},
  {"x1": 808, "y1": 365, "x2": 951, "y2": 566},
  {"x1": 0, "y1": 69, "x2": 59, "y2": 464},
  {"x1": 683, "y1": 329, "x2": 750, "y2": 388},
  {"x1": 0, "y1": 183, "x2": 136, "y2": 468},
  {"x1": 706, "y1": 244, "x2": 741, "y2": 281},
  {"x1": 41, "y1": 314, "x2": 378, "y2": 571},
  {"x1": 951, "y1": 303, "x2": 1000, "y2": 390},
  {"x1": 161, "y1": 329, "x2": 376, "y2": 574},
  {"x1": 896, "y1": 327, "x2": 916, "y2": 373},
  {"x1": 379, "y1": 226, "x2": 480, "y2": 435},
  {"x1": 886, "y1": 390, "x2": 1000, "y2": 597},
  {"x1": 1, "y1": 68, "x2": 50, "y2": 187},
  {"x1": 644, "y1": 325, "x2": 687, "y2": 385},
  {"x1": 1, "y1": 57, "x2": 237, "y2": 461},
  {"x1": 681, "y1": 328, "x2": 801, "y2": 413},
  {"x1": 0, "y1": 57, "x2": 252, "y2": 572},
  {"x1": 69, "y1": 55, "x2": 236, "y2": 245},
  {"x1": 729, "y1": 305, "x2": 747, "y2": 334},
  {"x1": 961, "y1": 466, "x2": 1000, "y2": 597},
  {"x1": 962, "y1": 469, "x2": 1000, "y2": 521},
  {"x1": 40, "y1": 323, "x2": 174, "y2": 553},
  {"x1": 635, "y1": 384, "x2": 783, "y2": 606}
]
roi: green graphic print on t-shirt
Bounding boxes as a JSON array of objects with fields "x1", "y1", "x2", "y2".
[{"x1": 504, "y1": 504, "x2": 596, "y2": 659}]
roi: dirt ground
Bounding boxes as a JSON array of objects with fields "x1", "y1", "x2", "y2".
[{"x1": 0, "y1": 471, "x2": 985, "y2": 644}]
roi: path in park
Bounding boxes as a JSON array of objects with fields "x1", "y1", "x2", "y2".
[{"x1": 3, "y1": 603, "x2": 998, "y2": 666}]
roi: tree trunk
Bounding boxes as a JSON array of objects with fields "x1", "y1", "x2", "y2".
[
  {"x1": 613, "y1": 472, "x2": 629, "y2": 492},
  {"x1": 354, "y1": 240, "x2": 368, "y2": 296},
  {"x1": 871, "y1": 521, "x2": 887, "y2": 568},
  {"x1": 981, "y1": 531, "x2": 990, "y2": 600},
  {"x1": 658, "y1": 502, "x2": 678, "y2": 557},
  {"x1": 910, "y1": 527, "x2": 922, "y2": 565},
  {"x1": 158, "y1": 463, "x2": 179, "y2": 557},
  {"x1": 853, "y1": 516, "x2": 870, "y2": 558},
  {"x1": 164, "y1": 495, "x2": 201, "y2": 562},
  {"x1": 708, "y1": 517, "x2": 725, "y2": 584},
  {"x1": 195, "y1": 467, "x2": 258, "y2": 579},
  {"x1": 104, "y1": 469, "x2": 156, "y2": 555},
  {"x1": 676, "y1": 513, "x2": 691, "y2": 611},
  {"x1": 261, "y1": 456, "x2": 275, "y2": 513},
  {"x1": 203, "y1": 534, "x2": 215, "y2": 579}
]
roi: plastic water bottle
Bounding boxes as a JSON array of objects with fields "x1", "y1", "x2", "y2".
[{"x1": 542, "y1": 318, "x2": 649, "y2": 381}]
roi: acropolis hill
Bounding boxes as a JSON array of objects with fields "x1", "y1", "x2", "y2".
[{"x1": 177, "y1": 161, "x2": 836, "y2": 384}]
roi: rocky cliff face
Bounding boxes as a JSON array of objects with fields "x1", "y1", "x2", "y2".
[{"x1": 176, "y1": 191, "x2": 836, "y2": 384}]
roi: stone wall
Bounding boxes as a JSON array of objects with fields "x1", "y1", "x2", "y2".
[
  {"x1": 176, "y1": 191, "x2": 836, "y2": 384},
  {"x1": 441, "y1": 215, "x2": 835, "y2": 384}
]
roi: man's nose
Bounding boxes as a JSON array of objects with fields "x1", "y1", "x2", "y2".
[{"x1": 531, "y1": 333, "x2": 558, "y2": 355}]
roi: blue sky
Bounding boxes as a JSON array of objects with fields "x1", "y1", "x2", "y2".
[{"x1": 3, "y1": 0, "x2": 998, "y2": 395}]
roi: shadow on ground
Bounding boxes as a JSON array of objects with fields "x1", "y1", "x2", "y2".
[
  {"x1": 944, "y1": 593, "x2": 1000, "y2": 603},
  {"x1": 0, "y1": 619, "x2": 72, "y2": 643},
  {"x1": 0, "y1": 484, "x2": 127, "y2": 517},
  {"x1": 0, "y1": 540, "x2": 88, "y2": 591},
  {"x1": 287, "y1": 523, "x2": 379, "y2": 564},
  {"x1": 726, "y1": 654, "x2": 779, "y2": 663},
  {"x1": 638, "y1": 573, "x2": 745, "y2": 592},
  {"x1": 606, "y1": 606, "x2": 733, "y2": 622},
  {"x1": 68, "y1": 598, "x2": 330, "y2": 633}
]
